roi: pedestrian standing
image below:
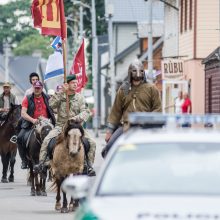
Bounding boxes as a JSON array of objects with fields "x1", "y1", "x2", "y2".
[
  {"x1": 174, "y1": 91, "x2": 184, "y2": 114},
  {"x1": 182, "y1": 92, "x2": 192, "y2": 114},
  {"x1": 181, "y1": 92, "x2": 192, "y2": 127}
]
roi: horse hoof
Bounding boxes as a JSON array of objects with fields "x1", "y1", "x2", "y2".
[
  {"x1": 61, "y1": 207, "x2": 69, "y2": 213},
  {"x1": 41, "y1": 191, "x2": 47, "y2": 196},
  {"x1": 69, "y1": 204, "x2": 75, "y2": 212},
  {"x1": 36, "y1": 191, "x2": 41, "y2": 196},
  {"x1": 8, "y1": 176, "x2": 14, "y2": 182},
  {"x1": 55, "y1": 203, "x2": 61, "y2": 211},
  {"x1": 30, "y1": 191, "x2": 36, "y2": 196},
  {"x1": 1, "y1": 178, "x2": 8, "y2": 183}
]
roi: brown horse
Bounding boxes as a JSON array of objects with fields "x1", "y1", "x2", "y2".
[
  {"x1": 51, "y1": 119, "x2": 85, "y2": 213},
  {"x1": 27, "y1": 117, "x2": 53, "y2": 196},
  {"x1": 0, "y1": 104, "x2": 21, "y2": 183}
]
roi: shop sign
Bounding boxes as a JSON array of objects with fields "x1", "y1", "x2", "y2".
[{"x1": 162, "y1": 59, "x2": 184, "y2": 80}]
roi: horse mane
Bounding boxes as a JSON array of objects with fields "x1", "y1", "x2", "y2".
[
  {"x1": 4, "y1": 104, "x2": 21, "y2": 123},
  {"x1": 35, "y1": 116, "x2": 53, "y2": 131},
  {"x1": 64, "y1": 121, "x2": 84, "y2": 137},
  {"x1": 56, "y1": 120, "x2": 84, "y2": 145}
]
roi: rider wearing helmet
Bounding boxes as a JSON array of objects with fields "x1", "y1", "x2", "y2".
[{"x1": 102, "y1": 60, "x2": 162, "y2": 157}]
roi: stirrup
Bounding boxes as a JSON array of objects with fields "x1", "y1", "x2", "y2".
[{"x1": 10, "y1": 135, "x2": 17, "y2": 144}]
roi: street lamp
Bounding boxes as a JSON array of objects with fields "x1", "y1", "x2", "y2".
[
  {"x1": 106, "y1": 3, "x2": 116, "y2": 105},
  {"x1": 72, "y1": 0, "x2": 99, "y2": 136}
]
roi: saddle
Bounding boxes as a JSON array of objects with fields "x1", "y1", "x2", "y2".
[
  {"x1": 47, "y1": 136, "x2": 90, "y2": 160},
  {"x1": 23, "y1": 129, "x2": 34, "y2": 148}
]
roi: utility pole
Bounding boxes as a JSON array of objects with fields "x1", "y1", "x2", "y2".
[
  {"x1": 3, "y1": 41, "x2": 9, "y2": 82},
  {"x1": 107, "y1": 4, "x2": 115, "y2": 105},
  {"x1": 91, "y1": 0, "x2": 99, "y2": 137},
  {"x1": 79, "y1": 4, "x2": 83, "y2": 38},
  {"x1": 71, "y1": 0, "x2": 90, "y2": 42},
  {"x1": 147, "y1": 0, "x2": 153, "y2": 83}
]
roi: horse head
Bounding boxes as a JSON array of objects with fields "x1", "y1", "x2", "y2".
[
  {"x1": 35, "y1": 116, "x2": 54, "y2": 143},
  {"x1": 64, "y1": 119, "x2": 84, "y2": 157},
  {"x1": 6, "y1": 104, "x2": 21, "y2": 129}
]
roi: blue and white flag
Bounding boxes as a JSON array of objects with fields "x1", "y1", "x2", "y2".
[
  {"x1": 44, "y1": 51, "x2": 64, "y2": 81},
  {"x1": 51, "y1": 36, "x2": 62, "y2": 53}
]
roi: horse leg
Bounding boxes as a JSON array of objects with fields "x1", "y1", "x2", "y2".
[
  {"x1": 47, "y1": 170, "x2": 52, "y2": 182},
  {"x1": 40, "y1": 169, "x2": 47, "y2": 196},
  {"x1": 8, "y1": 151, "x2": 16, "y2": 182},
  {"x1": 1, "y1": 153, "x2": 10, "y2": 183},
  {"x1": 29, "y1": 164, "x2": 36, "y2": 196},
  {"x1": 55, "y1": 179, "x2": 61, "y2": 211},
  {"x1": 69, "y1": 197, "x2": 74, "y2": 212},
  {"x1": 61, "y1": 181, "x2": 69, "y2": 213},
  {"x1": 35, "y1": 172, "x2": 41, "y2": 196}
]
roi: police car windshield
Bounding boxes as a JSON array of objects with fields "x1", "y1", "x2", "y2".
[{"x1": 98, "y1": 143, "x2": 220, "y2": 196}]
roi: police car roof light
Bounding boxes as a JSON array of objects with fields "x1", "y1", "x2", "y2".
[{"x1": 128, "y1": 112, "x2": 220, "y2": 128}]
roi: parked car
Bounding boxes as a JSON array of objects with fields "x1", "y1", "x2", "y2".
[{"x1": 62, "y1": 113, "x2": 220, "y2": 220}]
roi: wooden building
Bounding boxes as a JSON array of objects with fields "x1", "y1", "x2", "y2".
[{"x1": 202, "y1": 47, "x2": 220, "y2": 113}]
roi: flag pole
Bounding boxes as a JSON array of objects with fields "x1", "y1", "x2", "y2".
[
  {"x1": 62, "y1": 39, "x2": 67, "y2": 83},
  {"x1": 60, "y1": 0, "x2": 70, "y2": 118}
]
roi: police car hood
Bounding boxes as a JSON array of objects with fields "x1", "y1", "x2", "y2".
[{"x1": 90, "y1": 195, "x2": 220, "y2": 220}]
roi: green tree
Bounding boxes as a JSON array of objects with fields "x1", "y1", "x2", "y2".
[
  {"x1": 0, "y1": 0, "x2": 36, "y2": 51},
  {"x1": 13, "y1": 34, "x2": 53, "y2": 58}
]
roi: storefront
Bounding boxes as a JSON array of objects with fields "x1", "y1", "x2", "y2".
[{"x1": 162, "y1": 59, "x2": 188, "y2": 113}]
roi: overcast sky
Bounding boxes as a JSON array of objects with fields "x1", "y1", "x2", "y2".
[{"x1": 0, "y1": 0, "x2": 10, "y2": 5}]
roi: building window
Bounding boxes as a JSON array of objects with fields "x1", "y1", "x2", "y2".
[
  {"x1": 180, "y1": 0, "x2": 183, "y2": 33},
  {"x1": 184, "y1": 0, "x2": 188, "y2": 31},
  {"x1": 189, "y1": 0, "x2": 192, "y2": 29}
]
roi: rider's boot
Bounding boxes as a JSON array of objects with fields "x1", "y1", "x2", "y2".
[
  {"x1": 20, "y1": 149, "x2": 28, "y2": 169},
  {"x1": 87, "y1": 161, "x2": 96, "y2": 177},
  {"x1": 21, "y1": 158, "x2": 28, "y2": 169}
]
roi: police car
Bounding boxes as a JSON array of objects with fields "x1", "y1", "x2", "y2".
[{"x1": 62, "y1": 113, "x2": 220, "y2": 220}]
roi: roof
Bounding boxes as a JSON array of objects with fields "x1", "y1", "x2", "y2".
[
  {"x1": 0, "y1": 54, "x2": 45, "y2": 93},
  {"x1": 139, "y1": 36, "x2": 164, "y2": 61},
  {"x1": 202, "y1": 47, "x2": 220, "y2": 65},
  {"x1": 101, "y1": 40, "x2": 139, "y2": 69},
  {"x1": 105, "y1": 0, "x2": 164, "y2": 23}
]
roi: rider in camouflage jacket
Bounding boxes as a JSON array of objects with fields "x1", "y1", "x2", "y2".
[{"x1": 38, "y1": 75, "x2": 96, "y2": 176}]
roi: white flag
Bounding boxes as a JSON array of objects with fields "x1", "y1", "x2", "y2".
[{"x1": 44, "y1": 51, "x2": 64, "y2": 81}]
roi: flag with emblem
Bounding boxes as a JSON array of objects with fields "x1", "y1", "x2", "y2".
[
  {"x1": 31, "y1": 0, "x2": 67, "y2": 39},
  {"x1": 69, "y1": 39, "x2": 88, "y2": 92},
  {"x1": 51, "y1": 36, "x2": 62, "y2": 53}
]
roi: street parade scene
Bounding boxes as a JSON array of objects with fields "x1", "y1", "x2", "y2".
[{"x1": 0, "y1": 0, "x2": 220, "y2": 219}]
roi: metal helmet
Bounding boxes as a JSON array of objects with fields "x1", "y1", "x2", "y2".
[{"x1": 128, "y1": 60, "x2": 145, "y2": 82}]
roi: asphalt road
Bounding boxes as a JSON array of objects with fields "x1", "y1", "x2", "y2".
[{"x1": 0, "y1": 129, "x2": 105, "y2": 220}]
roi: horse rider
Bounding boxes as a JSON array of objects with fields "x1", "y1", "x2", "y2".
[
  {"x1": 35, "y1": 74, "x2": 96, "y2": 176},
  {"x1": 102, "y1": 60, "x2": 162, "y2": 157},
  {"x1": 0, "y1": 82, "x2": 19, "y2": 122},
  {"x1": 25, "y1": 72, "x2": 46, "y2": 96},
  {"x1": 17, "y1": 81, "x2": 56, "y2": 169}
]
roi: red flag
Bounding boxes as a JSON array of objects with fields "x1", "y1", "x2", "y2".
[
  {"x1": 31, "y1": 0, "x2": 67, "y2": 39},
  {"x1": 70, "y1": 39, "x2": 88, "y2": 92}
]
